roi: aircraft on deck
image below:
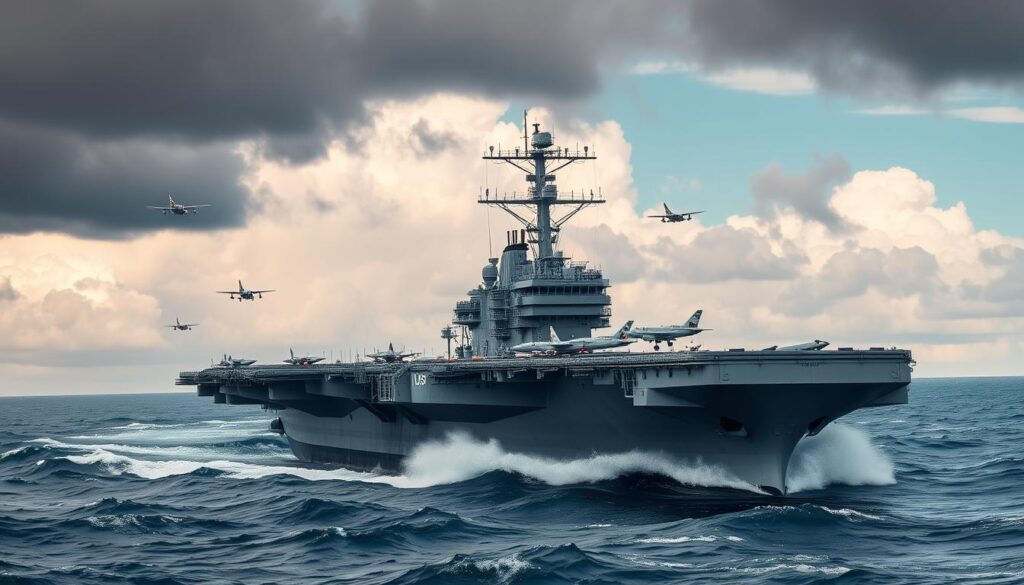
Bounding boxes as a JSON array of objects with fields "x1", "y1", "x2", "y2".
[
  {"x1": 767, "y1": 340, "x2": 830, "y2": 351},
  {"x1": 367, "y1": 343, "x2": 420, "y2": 363},
  {"x1": 147, "y1": 194, "x2": 211, "y2": 216},
  {"x1": 166, "y1": 317, "x2": 199, "y2": 331},
  {"x1": 627, "y1": 310, "x2": 708, "y2": 351},
  {"x1": 511, "y1": 321, "x2": 635, "y2": 355},
  {"x1": 284, "y1": 348, "x2": 325, "y2": 366},
  {"x1": 647, "y1": 203, "x2": 703, "y2": 223},
  {"x1": 216, "y1": 355, "x2": 257, "y2": 367},
  {"x1": 217, "y1": 280, "x2": 275, "y2": 301}
]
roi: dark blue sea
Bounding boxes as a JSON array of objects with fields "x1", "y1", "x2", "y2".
[{"x1": 1, "y1": 377, "x2": 1022, "y2": 584}]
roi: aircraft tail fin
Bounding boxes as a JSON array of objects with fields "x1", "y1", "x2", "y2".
[
  {"x1": 388, "y1": 342, "x2": 395, "y2": 352},
  {"x1": 168, "y1": 193, "x2": 175, "y2": 205},
  {"x1": 549, "y1": 326, "x2": 561, "y2": 343},
  {"x1": 290, "y1": 348, "x2": 294, "y2": 359},
  {"x1": 686, "y1": 309, "x2": 703, "y2": 328},
  {"x1": 663, "y1": 202, "x2": 673, "y2": 215},
  {"x1": 238, "y1": 279, "x2": 243, "y2": 291},
  {"x1": 614, "y1": 320, "x2": 634, "y2": 339}
]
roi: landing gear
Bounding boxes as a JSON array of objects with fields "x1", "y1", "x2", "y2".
[
  {"x1": 653, "y1": 344, "x2": 661, "y2": 351},
  {"x1": 667, "y1": 340, "x2": 674, "y2": 347}
]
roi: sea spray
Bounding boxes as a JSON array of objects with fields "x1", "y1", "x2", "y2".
[
  {"x1": 786, "y1": 422, "x2": 896, "y2": 492},
  {"x1": 397, "y1": 432, "x2": 757, "y2": 490}
]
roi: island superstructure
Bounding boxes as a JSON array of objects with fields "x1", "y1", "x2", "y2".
[{"x1": 177, "y1": 117, "x2": 913, "y2": 495}]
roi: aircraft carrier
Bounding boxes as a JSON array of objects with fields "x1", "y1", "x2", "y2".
[{"x1": 177, "y1": 118, "x2": 913, "y2": 495}]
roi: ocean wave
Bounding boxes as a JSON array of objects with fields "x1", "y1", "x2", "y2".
[
  {"x1": 635, "y1": 535, "x2": 744, "y2": 544},
  {"x1": 397, "y1": 432, "x2": 757, "y2": 491},
  {"x1": 29, "y1": 432, "x2": 758, "y2": 492},
  {"x1": 786, "y1": 423, "x2": 896, "y2": 492}
]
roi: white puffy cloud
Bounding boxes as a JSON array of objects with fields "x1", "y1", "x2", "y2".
[{"x1": 1, "y1": 95, "x2": 1022, "y2": 394}]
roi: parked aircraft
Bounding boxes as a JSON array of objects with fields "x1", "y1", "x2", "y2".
[
  {"x1": 627, "y1": 310, "x2": 708, "y2": 350},
  {"x1": 368, "y1": 343, "x2": 420, "y2": 363},
  {"x1": 284, "y1": 348, "x2": 324, "y2": 366},
  {"x1": 774, "y1": 340, "x2": 830, "y2": 351},
  {"x1": 147, "y1": 194, "x2": 211, "y2": 215},
  {"x1": 511, "y1": 321, "x2": 634, "y2": 355},
  {"x1": 217, "y1": 280, "x2": 275, "y2": 301},
  {"x1": 166, "y1": 317, "x2": 199, "y2": 331},
  {"x1": 216, "y1": 354, "x2": 257, "y2": 367},
  {"x1": 647, "y1": 203, "x2": 703, "y2": 223}
]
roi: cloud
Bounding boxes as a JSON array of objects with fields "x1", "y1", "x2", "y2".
[
  {"x1": 751, "y1": 154, "x2": 850, "y2": 228},
  {"x1": 949, "y1": 106, "x2": 1024, "y2": 124},
  {"x1": 856, "y1": 105, "x2": 1024, "y2": 124},
  {"x1": 1, "y1": 96, "x2": 1023, "y2": 395},
  {"x1": 701, "y1": 67, "x2": 816, "y2": 96},
  {"x1": 683, "y1": 0, "x2": 1024, "y2": 99},
  {"x1": 631, "y1": 60, "x2": 816, "y2": 96},
  {"x1": 0, "y1": 276, "x2": 18, "y2": 301},
  {"x1": 650, "y1": 226, "x2": 803, "y2": 282},
  {"x1": 0, "y1": 119, "x2": 248, "y2": 237},
  {"x1": 0, "y1": 255, "x2": 163, "y2": 353},
  {"x1": 5, "y1": 1, "x2": 1024, "y2": 238},
  {"x1": 856, "y1": 105, "x2": 930, "y2": 116}
]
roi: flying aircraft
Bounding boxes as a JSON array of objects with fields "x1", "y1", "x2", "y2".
[
  {"x1": 367, "y1": 343, "x2": 420, "y2": 363},
  {"x1": 166, "y1": 317, "x2": 199, "y2": 331},
  {"x1": 511, "y1": 321, "x2": 635, "y2": 355},
  {"x1": 647, "y1": 203, "x2": 703, "y2": 223},
  {"x1": 627, "y1": 310, "x2": 708, "y2": 351},
  {"x1": 283, "y1": 348, "x2": 325, "y2": 366},
  {"x1": 772, "y1": 340, "x2": 830, "y2": 351},
  {"x1": 147, "y1": 194, "x2": 211, "y2": 215},
  {"x1": 217, "y1": 280, "x2": 275, "y2": 301},
  {"x1": 216, "y1": 354, "x2": 257, "y2": 367}
]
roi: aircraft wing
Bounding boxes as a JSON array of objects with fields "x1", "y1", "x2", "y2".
[
  {"x1": 548, "y1": 342, "x2": 574, "y2": 349},
  {"x1": 147, "y1": 206, "x2": 173, "y2": 211},
  {"x1": 646, "y1": 214, "x2": 670, "y2": 218},
  {"x1": 249, "y1": 289, "x2": 275, "y2": 294},
  {"x1": 182, "y1": 323, "x2": 199, "y2": 327},
  {"x1": 183, "y1": 204, "x2": 212, "y2": 209},
  {"x1": 216, "y1": 291, "x2": 238, "y2": 294}
]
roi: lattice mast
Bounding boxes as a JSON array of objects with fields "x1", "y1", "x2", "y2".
[{"x1": 480, "y1": 111, "x2": 604, "y2": 263}]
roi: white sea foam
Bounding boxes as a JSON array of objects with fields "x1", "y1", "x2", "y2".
[
  {"x1": 396, "y1": 432, "x2": 757, "y2": 490},
  {"x1": 636, "y1": 534, "x2": 743, "y2": 544},
  {"x1": 86, "y1": 514, "x2": 182, "y2": 528},
  {"x1": 444, "y1": 554, "x2": 534, "y2": 583},
  {"x1": 37, "y1": 422, "x2": 890, "y2": 493},
  {"x1": 39, "y1": 432, "x2": 758, "y2": 491},
  {"x1": 737, "y1": 563, "x2": 851, "y2": 576},
  {"x1": 786, "y1": 423, "x2": 896, "y2": 492},
  {"x1": 0, "y1": 445, "x2": 30, "y2": 460},
  {"x1": 817, "y1": 505, "x2": 884, "y2": 522}
]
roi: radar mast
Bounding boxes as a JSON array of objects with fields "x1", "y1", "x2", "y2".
[{"x1": 480, "y1": 111, "x2": 604, "y2": 263}]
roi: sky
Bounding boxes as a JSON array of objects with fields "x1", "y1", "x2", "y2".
[{"x1": 2, "y1": 0, "x2": 1023, "y2": 395}]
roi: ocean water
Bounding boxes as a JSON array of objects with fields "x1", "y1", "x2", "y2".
[{"x1": 1, "y1": 377, "x2": 1022, "y2": 584}]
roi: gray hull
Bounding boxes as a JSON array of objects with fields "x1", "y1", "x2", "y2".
[{"x1": 180, "y1": 349, "x2": 911, "y2": 494}]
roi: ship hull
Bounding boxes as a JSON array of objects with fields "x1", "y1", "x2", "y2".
[
  {"x1": 275, "y1": 375, "x2": 907, "y2": 494},
  {"x1": 179, "y1": 350, "x2": 912, "y2": 495}
]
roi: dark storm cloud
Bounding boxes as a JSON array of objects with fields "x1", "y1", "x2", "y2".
[
  {"x1": 683, "y1": 0, "x2": 1024, "y2": 97},
  {"x1": 751, "y1": 155, "x2": 850, "y2": 228},
  {"x1": 4, "y1": 0, "x2": 1023, "y2": 237},
  {"x1": 0, "y1": 119, "x2": 247, "y2": 237}
]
